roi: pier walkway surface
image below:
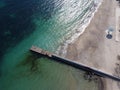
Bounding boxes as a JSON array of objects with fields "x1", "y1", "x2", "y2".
[{"x1": 30, "y1": 46, "x2": 120, "y2": 82}]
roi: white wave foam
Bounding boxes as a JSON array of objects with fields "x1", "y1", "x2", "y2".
[{"x1": 56, "y1": 0, "x2": 103, "y2": 57}]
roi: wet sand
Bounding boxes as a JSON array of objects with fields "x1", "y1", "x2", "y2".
[{"x1": 66, "y1": 0, "x2": 120, "y2": 90}]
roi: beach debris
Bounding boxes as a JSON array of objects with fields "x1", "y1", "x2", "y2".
[{"x1": 84, "y1": 71, "x2": 98, "y2": 82}]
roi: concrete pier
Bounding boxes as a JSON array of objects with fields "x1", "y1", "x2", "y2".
[
  {"x1": 30, "y1": 46, "x2": 52, "y2": 57},
  {"x1": 30, "y1": 46, "x2": 120, "y2": 82}
]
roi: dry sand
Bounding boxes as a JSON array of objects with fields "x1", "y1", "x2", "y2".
[{"x1": 66, "y1": 0, "x2": 120, "y2": 90}]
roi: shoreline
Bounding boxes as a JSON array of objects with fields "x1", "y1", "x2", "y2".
[
  {"x1": 66, "y1": 0, "x2": 120, "y2": 90},
  {"x1": 56, "y1": 0, "x2": 103, "y2": 57}
]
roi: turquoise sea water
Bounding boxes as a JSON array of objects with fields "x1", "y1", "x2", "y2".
[{"x1": 0, "y1": 0, "x2": 101, "y2": 90}]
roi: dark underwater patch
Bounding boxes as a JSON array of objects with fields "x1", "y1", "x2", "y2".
[
  {"x1": 0, "y1": 0, "x2": 56, "y2": 64},
  {"x1": 16, "y1": 52, "x2": 40, "y2": 72}
]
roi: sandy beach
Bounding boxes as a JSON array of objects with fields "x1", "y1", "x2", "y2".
[{"x1": 66, "y1": 0, "x2": 120, "y2": 90}]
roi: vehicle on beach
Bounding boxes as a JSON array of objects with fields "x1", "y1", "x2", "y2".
[
  {"x1": 106, "y1": 27, "x2": 114, "y2": 39},
  {"x1": 116, "y1": 0, "x2": 120, "y2": 6}
]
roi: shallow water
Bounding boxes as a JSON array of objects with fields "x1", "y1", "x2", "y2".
[
  {"x1": 0, "y1": 54, "x2": 99, "y2": 90},
  {"x1": 0, "y1": 0, "x2": 101, "y2": 90}
]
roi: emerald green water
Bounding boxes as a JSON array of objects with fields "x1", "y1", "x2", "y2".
[
  {"x1": 0, "y1": 54, "x2": 99, "y2": 90},
  {"x1": 0, "y1": 0, "x2": 102, "y2": 90}
]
